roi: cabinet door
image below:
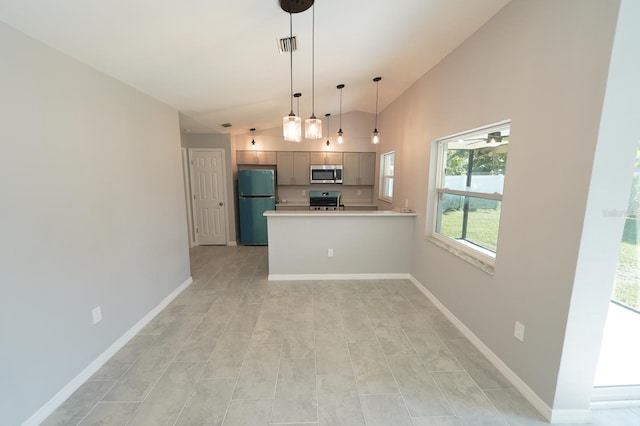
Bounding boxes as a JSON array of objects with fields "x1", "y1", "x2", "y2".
[
  {"x1": 292, "y1": 152, "x2": 310, "y2": 185},
  {"x1": 237, "y1": 150, "x2": 257, "y2": 164},
  {"x1": 358, "y1": 152, "x2": 376, "y2": 185},
  {"x1": 276, "y1": 152, "x2": 294, "y2": 185},
  {"x1": 309, "y1": 152, "x2": 325, "y2": 165},
  {"x1": 342, "y1": 153, "x2": 360, "y2": 185},
  {"x1": 325, "y1": 152, "x2": 343, "y2": 165},
  {"x1": 257, "y1": 151, "x2": 277, "y2": 165}
]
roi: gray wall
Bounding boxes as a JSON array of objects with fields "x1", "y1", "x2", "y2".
[
  {"x1": 0, "y1": 22, "x2": 190, "y2": 425},
  {"x1": 181, "y1": 133, "x2": 237, "y2": 243},
  {"x1": 375, "y1": 0, "x2": 624, "y2": 412}
]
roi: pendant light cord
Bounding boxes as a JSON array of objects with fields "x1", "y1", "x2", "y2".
[
  {"x1": 311, "y1": 3, "x2": 316, "y2": 119},
  {"x1": 374, "y1": 79, "x2": 379, "y2": 130},
  {"x1": 339, "y1": 87, "x2": 342, "y2": 130},
  {"x1": 289, "y1": 3, "x2": 294, "y2": 116}
]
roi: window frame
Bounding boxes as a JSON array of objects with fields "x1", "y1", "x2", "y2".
[
  {"x1": 428, "y1": 120, "x2": 510, "y2": 266},
  {"x1": 379, "y1": 150, "x2": 395, "y2": 203}
]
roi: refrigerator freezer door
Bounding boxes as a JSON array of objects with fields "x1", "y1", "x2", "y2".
[
  {"x1": 239, "y1": 196, "x2": 276, "y2": 245},
  {"x1": 238, "y1": 169, "x2": 275, "y2": 196}
]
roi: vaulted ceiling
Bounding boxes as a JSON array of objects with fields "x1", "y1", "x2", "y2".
[{"x1": 0, "y1": 0, "x2": 510, "y2": 134}]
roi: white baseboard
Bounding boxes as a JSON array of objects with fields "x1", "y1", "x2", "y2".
[
  {"x1": 22, "y1": 276, "x2": 193, "y2": 426},
  {"x1": 227, "y1": 240, "x2": 237, "y2": 246},
  {"x1": 408, "y1": 275, "x2": 592, "y2": 424},
  {"x1": 268, "y1": 273, "x2": 411, "y2": 281},
  {"x1": 591, "y1": 385, "x2": 640, "y2": 408}
]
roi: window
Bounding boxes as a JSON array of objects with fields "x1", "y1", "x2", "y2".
[
  {"x1": 431, "y1": 122, "x2": 510, "y2": 263},
  {"x1": 379, "y1": 151, "x2": 395, "y2": 202}
]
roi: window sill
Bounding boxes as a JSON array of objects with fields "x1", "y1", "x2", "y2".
[{"x1": 428, "y1": 237, "x2": 494, "y2": 275}]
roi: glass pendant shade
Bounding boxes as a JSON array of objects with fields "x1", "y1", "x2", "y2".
[
  {"x1": 337, "y1": 130, "x2": 344, "y2": 144},
  {"x1": 284, "y1": 114, "x2": 302, "y2": 142},
  {"x1": 305, "y1": 116, "x2": 322, "y2": 139},
  {"x1": 372, "y1": 129, "x2": 380, "y2": 145}
]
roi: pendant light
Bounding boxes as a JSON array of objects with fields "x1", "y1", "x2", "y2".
[
  {"x1": 283, "y1": 3, "x2": 301, "y2": 142},
  {"x1": 372, "y1": 76, "x2": 382, "y2": 144},
  {"x1": 336, "y1": 84, "x2": 345, "y2": 144},
  {"x1": 250, "y1": 128, "x2": 256, "y2": 150},
  {"x1": 325, "y1": 113, "x2": 331, "y2": 146},
  {"x1": 304, "y1": 3, "x2": 322, "y2": 139}
]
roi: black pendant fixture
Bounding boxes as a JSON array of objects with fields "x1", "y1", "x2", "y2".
[
  {"x1": 279, "y1": 0, "x2": 314, "y2": 14},
  {"x1": 325, "y1": 113, "x2": 331, "y2": 146},
  {"x1": 372, "y1": 76, "x2": 382, "y2": 145},
  {"x1": 336, "y1": 84, "x2": 345, "y2": 144}
]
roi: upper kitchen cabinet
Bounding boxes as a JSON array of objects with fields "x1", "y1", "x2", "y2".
[
  {"x1": 236, "y1": 150, "x2": 277, "y2": 165},
  {"x1": 310, "y1": 151, "x2": 343, "y2": 165},
  {"x1": 276, "y1": 151, "x2": 310, "y2": 185},
  {"x1": 343, "y1": 152, "x2": 376, "y2": 185}
]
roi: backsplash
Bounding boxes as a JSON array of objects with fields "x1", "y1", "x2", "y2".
[{"x1": 277, "y1": 185, "x2": 373, "y2": 205}]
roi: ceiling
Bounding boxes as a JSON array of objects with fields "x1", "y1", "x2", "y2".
[{"x1": 0, "y1": 0, "x2": 511, "y2": 135}]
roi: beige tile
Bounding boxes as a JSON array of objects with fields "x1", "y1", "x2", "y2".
[
  {"x1": 223, "y1": 399, "x2": 272, "y2": 426},
  {"x1": 348, "y1": 341, "x2": 398, "y2": 395},
  {"x1": 233, "y1": 344, "x2": 281, "y2": 399},
  {"x1": 432, "y1": 371, "x2": 508, "y2": 425},
  {"x1": 41, "y1": 381, "x2": 114, "y2": 426},
  {"x1": 128, "y1": 362, "x2": 204, "y2": 426},
  {"x1": 91, "y1": 334, "x2": 158, "y2": 380},
  {"x1": 281, "y1": 320, "x2": 315, "y2": 359},
  {"x1": 484, "y1": 388, "x2": 551, "y2": 425},
  {"x1": 272, "y1": 358, "x2": 317, "y2": 424},
  {"x1": 404, "y1": 328, "x2": 462, "y2": 372},
  {"x1": 78, "y1": 402, "x2": 139, "y2": 425},
  {"x1": 443, "y1": 339, "x2": 512, "y2": 390},
  {"x1": 175, "y1": 378, "x2": 235, "y2": 426},
  {"x1": 174, "y1": 321, "x2": 226, "y2": 362},
  {"x1": 386, "y1": 354, "x2": 452, "y2": 417},
  {"x1": 360, "y1": 394, "x2": 413, "y2": 426},
  {"x1": 201, "y1": 331, "x2": 252, "y2": 378},
  {"x1": 315, "y1": 328, "x2": 351, "y2": 375}
]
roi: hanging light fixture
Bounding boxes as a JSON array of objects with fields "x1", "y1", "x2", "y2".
[
  {"x1": 324, "y1": 113, "x2": 331, "y2": 146},
  {"x1": 250, "y1": 128, "x2": 257, "y2": 150},
  {"x1": 336, "y1": 84, "x2": 345, "y2": 144},
  {"x1": 372, "y1": 76, "x2": 382, "y2": 144},
  {"x1": 304, "y1": 3, "x2": 322, "y2": 139},
  {"x1": 282, "y1": 2, "x2": 301, "y2": 142}
]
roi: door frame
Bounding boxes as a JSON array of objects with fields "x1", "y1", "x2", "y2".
[
  {"x1": 188, "y1": 148, "x2": 230, "y2": 246},
  {"x1": 181, "y1": 148, "x2": 196, "y2": 247}
]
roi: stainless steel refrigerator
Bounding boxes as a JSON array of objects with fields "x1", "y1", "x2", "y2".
[{"x1": 238, "y1": 169, "x2": 276, "y2": 245}]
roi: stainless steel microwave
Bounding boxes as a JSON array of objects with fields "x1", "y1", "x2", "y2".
[{"x1": 310, "y1": 164, "x2": 343, "y2": 184}]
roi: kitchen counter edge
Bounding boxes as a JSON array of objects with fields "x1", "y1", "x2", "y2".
[{"x1": 264, "y1": 210, "x2": 416, "y2": 217}]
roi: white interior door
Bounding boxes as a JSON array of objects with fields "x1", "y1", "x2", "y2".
[{"x1": 189, "y1": 149, "x2": 227, "y2": 245}]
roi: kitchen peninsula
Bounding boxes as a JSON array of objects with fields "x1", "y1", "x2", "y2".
[{"x1": 264, "y1": 210, "x2": 416, "y2": 280}]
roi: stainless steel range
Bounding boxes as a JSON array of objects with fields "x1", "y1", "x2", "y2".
[{"x1": 309, "y1": 191, "x2": 342, "y2": 211}]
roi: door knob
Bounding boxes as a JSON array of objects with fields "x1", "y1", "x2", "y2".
[{"x1": 219, "y1": 202, "x2": 224, "y2": 206}]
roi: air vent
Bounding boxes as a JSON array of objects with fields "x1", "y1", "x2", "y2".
[
  {"x1": 278, "y1": 36, "x2": 297, "y2": 54},
  {"x1": 221, "y1": 122, "x2": 232, "y2": 128}
]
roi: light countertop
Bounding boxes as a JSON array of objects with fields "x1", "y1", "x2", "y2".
[{"x1": 264, "y1": 209, "x2": 416, "y2": 217}]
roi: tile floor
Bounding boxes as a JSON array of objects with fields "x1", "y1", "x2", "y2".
[{"x1": 41, "y1": 245, "x2": 640, "y2": 425}]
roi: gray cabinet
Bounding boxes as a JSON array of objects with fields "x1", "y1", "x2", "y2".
[
  {"x1": 276, "y1": 151, "x2": 310, "y2": 185},
  {"x1": 237, "y1": 150, "x2": 277, "y2": 165},
  {"x1": 310, "y1": 151, "x2": 343, "y2": 165},
  {"x1": 343, "y1": 152, "x2": 375, "y2": 185}
]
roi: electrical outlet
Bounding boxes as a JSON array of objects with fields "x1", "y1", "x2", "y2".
[
  {"x1": 514, "y1": 321, "x2": 525, "y2": 342},
  {"x1": 357, "y1": 189, "x2": 361, "y2": 196},
  {"x1": 92, "y1": 306, "x2": 102, "y2": 325},
  {"x1": 328, "y1": 248, "x2": 334, "y2": 257},
  {"x1": 302, "y1": 190, "x2": 306, "y2": 196}
]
